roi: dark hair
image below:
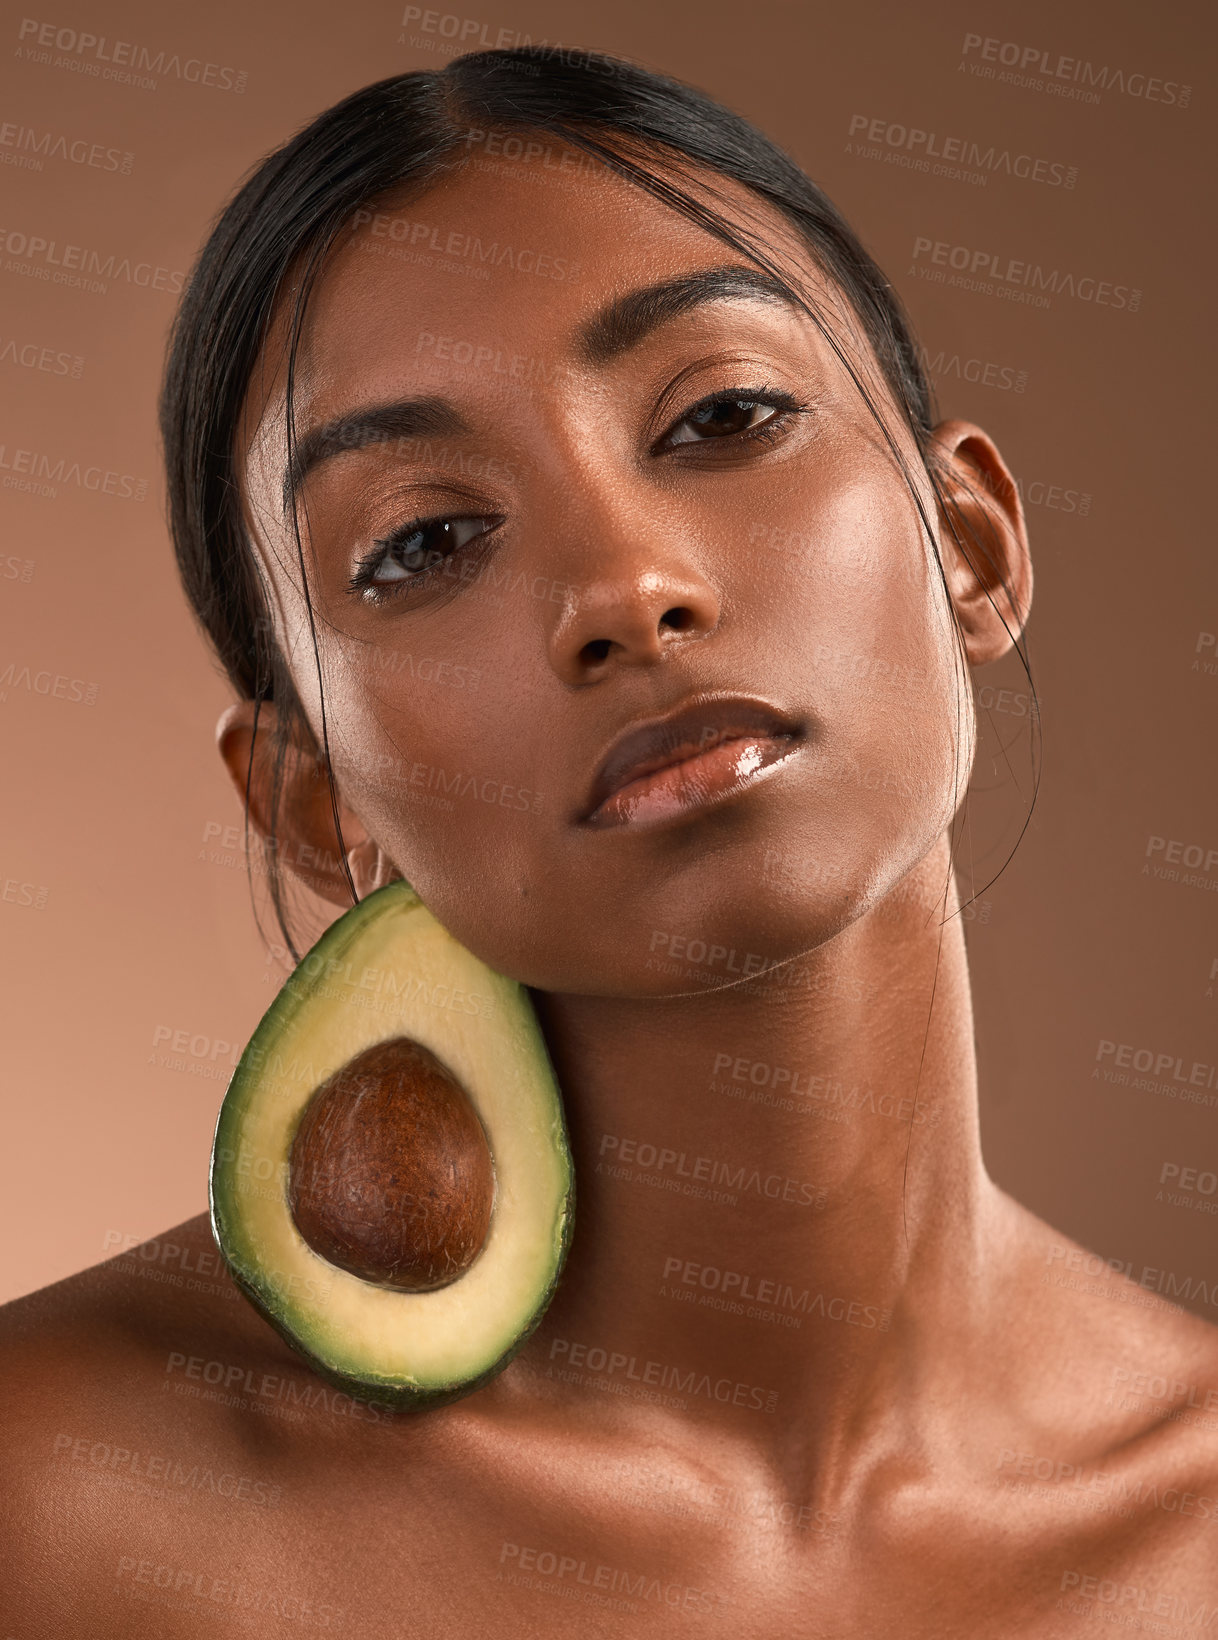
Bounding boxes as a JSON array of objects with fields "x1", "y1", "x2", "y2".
[{"x1": 161, "y1": 45, "x2": 1033, "y2": 960}]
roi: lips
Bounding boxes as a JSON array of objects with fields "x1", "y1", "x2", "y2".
[{"x1": 579, "y1": 693, "x2": 805, "y2": 828}]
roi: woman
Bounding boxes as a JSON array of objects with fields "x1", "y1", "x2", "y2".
[{"x1": 3, "y1": 46, "x2": 1215, "y2": 1634}]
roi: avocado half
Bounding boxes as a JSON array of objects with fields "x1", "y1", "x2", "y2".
[{"x1": 209, "y1": 878, "x2": 574, "y2": 1411}]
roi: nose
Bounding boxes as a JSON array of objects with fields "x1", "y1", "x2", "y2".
[
  {"x1": 523, "y1": 389, "x2": 724, "y2": 683},
  {"x1": 549, "y1": 567, "x2": 721, "y2": 683},
  {"x1": 547, "y1": 552, "x2": 722, "y2": 687},
  {"x1": 544, "y1": 478, "x2": 724, "y2": 685}
]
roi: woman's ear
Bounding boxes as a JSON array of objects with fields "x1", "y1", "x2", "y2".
[
  {"x1": 927, "y1": 418, "x2": 1033, "y2": 668},
  {"x1": 215, "y1": 700, "x2": 401, "y2": 906}
]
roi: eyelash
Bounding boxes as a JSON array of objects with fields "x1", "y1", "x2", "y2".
[{"x1": 347, "y1": 383, "x2": 811, "y2": 604}]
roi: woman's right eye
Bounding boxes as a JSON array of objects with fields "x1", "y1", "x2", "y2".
[{"x1": 348, "y1": 514, "x2": 500, "y2": 602}]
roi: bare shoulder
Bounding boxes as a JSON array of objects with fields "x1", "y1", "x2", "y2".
[
  {"x1": 0, "y1": 1211, "x2": 287, "y2": 1481},
  {"x1": 1004, "y1": 1192, "x2": 1218, "y2": 1419},
  {"x1": 994, "y1": 1192, "x2": 1218, "y2": 1596},
  {"x1": 0, "y1": 1211, "x2": 286, "y2": 1423},
  {"x1": 0, "y1": 1214, "x2": 354, "y2": 1633},
  {"x1": 0, "y1": 1220, "x2": 591, "y2": 1636}
]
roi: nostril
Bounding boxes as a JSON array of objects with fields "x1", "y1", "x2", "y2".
[
  {"x1": 661, "y1": 606, "x2": 697, "y2": 632},
  {"x1": 581, "y1": 638, "x2": 612, "y2": 664}
]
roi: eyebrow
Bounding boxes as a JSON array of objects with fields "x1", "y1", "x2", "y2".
[{"x1": 282, "y1": 263, "x2": 802, "y2": 511}]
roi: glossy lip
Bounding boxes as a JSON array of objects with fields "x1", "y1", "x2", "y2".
[{"x1": 578, "y1": 692, "x2": 806, "y2": 830}]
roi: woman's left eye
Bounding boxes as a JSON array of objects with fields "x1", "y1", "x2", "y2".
[{"x1": 656, "y1": 386, "x2": 810, "y2": 452}]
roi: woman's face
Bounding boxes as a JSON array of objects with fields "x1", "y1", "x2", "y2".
[{"x1": 239, "y1": 144, "x2": 975, "y2": 996}]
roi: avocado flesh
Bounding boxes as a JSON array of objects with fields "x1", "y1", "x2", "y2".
[{"x1": 209, "y1": 878, "x2": 574, "y2": 1409}]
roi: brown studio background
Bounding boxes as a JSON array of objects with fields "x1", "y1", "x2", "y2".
[{"x1": 1, "y1": 0, "x2": 1213, "y2": 1310}]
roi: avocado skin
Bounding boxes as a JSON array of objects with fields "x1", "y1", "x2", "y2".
[{"x1": 208, "y1": 878, "x2": 575, "y2": 1412}]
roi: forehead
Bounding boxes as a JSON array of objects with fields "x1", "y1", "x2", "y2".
[{"x1": 241, "y1": 148, "x2": 849, "y2": 475}]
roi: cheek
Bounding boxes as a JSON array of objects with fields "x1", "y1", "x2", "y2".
[
  {"x1": 741, "y1": 456, "x2": 969, "y2": 874},
  {"x1": 759, "y1": 445, "x2": 961, "y2": 723},
  {"x1": 325, "y1": 670, "x2": 542, "y2": 902}
]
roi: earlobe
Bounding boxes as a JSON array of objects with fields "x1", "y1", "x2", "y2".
[
  {"x1": 928, "y1": 418, "x2": 1033, "y2": 669},
  {"x1": 215, "y1": 700, "x2": 279, "y2": 847},
  {"x1": 214, "y1": 699, "x2": 398, "y2": 907},
  {"x1": 344, "y1": 836, "x2": 405, "y2": 898}
]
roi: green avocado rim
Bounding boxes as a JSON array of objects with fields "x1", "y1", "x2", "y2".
[{"x1": 208, "y1": 878, "x2": 575, "y2": 1412}]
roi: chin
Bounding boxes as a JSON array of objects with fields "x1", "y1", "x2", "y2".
[{"x1": 541, "y1": 870, "x2": 879, "y2": 1000}]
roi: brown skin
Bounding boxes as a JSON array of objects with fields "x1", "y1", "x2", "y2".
[{"x1": 3, "y1": 143, "x2": 1218, "y2": 1637}]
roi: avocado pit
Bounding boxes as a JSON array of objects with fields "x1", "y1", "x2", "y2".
[{"x1": 288, "y1": 1037, "x2": 495, "y2": 1292}]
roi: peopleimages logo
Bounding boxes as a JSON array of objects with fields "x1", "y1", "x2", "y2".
[
  {"x1": 15, "y1": 18, "x2": 248, "y2": 93},
  {"x1": 910, "y1": 236, "x2": 1140, "y2": 312},
  {"x1": 548, "y1": 1336, "x2": 779, "y2": 1414},
  {"x1": 0, "y1": 441, "x2": 147, "y2": 500},
  {"x1": 0, "y1": 334, "x2": 83, "y2": 377},
  {"x1": 0, "y1": 226, "x2": 184, "y2": 295},
  {"x1": 353, "y1": 208, "x2": 580, "y2": 282},
  {"x1": 0, "y1": 120, "x2": 133, "y2": 174},
  {"x1": 959, "y1": 34, "x2": 1190, "y2": 108},
  {"x1": 915, "y1": 344, "x2": 1027, "y2": 394},
  {"x1": 847, "y1": 114, "x2": 1077, "y2": 188},
  {"x1": 397, "y1": 7, "x2": 623, "y2": 79}
]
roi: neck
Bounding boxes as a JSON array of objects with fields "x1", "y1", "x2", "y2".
[{"x1": 524, "y1": 834, "x2": 1002, "y2": 1480}]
